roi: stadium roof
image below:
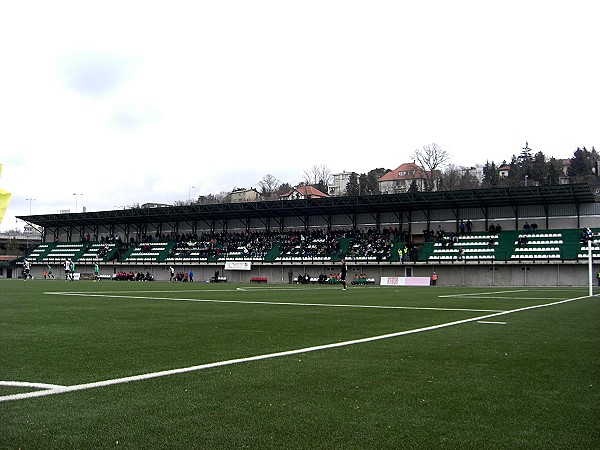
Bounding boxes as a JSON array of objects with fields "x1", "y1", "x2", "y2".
[{"x1": 17, "y1": 184, "x2": 597, "y2": 229}]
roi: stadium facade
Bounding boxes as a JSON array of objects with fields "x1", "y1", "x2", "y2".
[{"x1": 14, "y1": 184, "x2": 600, "y2": 286}]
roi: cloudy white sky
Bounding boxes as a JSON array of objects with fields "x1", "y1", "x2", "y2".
[{"x1": 0, "y1": 0, "x2": 598, "y2": 231}]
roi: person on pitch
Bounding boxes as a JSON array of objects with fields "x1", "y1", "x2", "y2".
[{"x1": 340, "y1": 258, "x2": 347, "y2": 291}]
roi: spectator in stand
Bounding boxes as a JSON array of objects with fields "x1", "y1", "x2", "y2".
[
  {"x1": 523, "y1": 222, "x2": 531, "y2": 234},
  {"x1": 437, "y1": 225, "x2": 445, "y2": 241},
  {"x1": 531, "y1": 222, "x2": 538, "y2": 234},
  {"x1": 466, "y1": 219, "x2": 473, "y2": 235}
]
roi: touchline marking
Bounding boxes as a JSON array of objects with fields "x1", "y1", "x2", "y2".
[
  {"x1": 449, "y1": 296, "x2": 560, "y2": 300},
  {"x1": 477, "y1": 321, "x2": 506, "y2": 325},
  {"x1": 0, "y1": 293, "x2": 591, "y2": 403},
  {"x1": 45, "y1": 292, "x2": 503, "y2": 313}
]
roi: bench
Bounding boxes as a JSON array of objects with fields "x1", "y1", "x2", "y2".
[
  {"x1": 250, "y1": 277, "x2": 267, "y2": 284},
  {"x1": 209, "y1": 276, "x2": 227, "y2": 283}
]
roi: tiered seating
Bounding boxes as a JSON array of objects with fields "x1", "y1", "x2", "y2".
[
  {"x1": 27, "y1": 242, "x2": 55, "y2": 261},
  {"x1": 428, "y1": 234, "x2": 498, "y2": 262},
  {"x1": 275, "y1": 235, "x2": 340, "y2": 262},
  {"x1": 275, "y1": 243, "x2": 333, "y2": 262},
  {"x1": 77, "y1": 243, "x2": 117, "y2": 262},
  {"x1": 577, "y1": 230, "x2": 600, "y2": 260},
  {"x1": 510, "y1": 232, "x2": 563, "y2": 261},
  {"x1": 121, "y1": 242, "x2": 172, "y2": 263},
  {"x1": 345, "y1": 230, "x2": 396, "y2": 262},
  {"x1": 39, "y1": 242, "x2": 87, "y2": 263}
]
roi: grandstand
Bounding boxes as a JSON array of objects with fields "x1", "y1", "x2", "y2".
[{"x1": 11, "y1": 184, "x2": 600, "y2": 286}]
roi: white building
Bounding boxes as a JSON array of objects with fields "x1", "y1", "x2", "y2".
[{"x1": 328, "y1": 171, "x2": 353, "y2": 196}]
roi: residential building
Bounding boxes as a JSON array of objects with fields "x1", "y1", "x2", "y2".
[
  {"x1": 229, "y1": 188, "x2": 261, "y2": 203},
  {"x1": 279, "y1": 185, "x2": 329, "y2": 200},
  {"x1": 377, "y1": 162, "x2": 438, "y2": 194},
  {"x1": 498, "y1": 164, "x2": 510, "y2": 178},
  {"x1": 328, "y1": 171, "x2": 353, "y2": 196}
]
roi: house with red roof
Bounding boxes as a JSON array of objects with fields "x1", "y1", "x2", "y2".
[
  {"x1": 377, "y1": 162, "x2": 439, "y2": 194},
  {"x1": 279, "y1": 185, "x2": 329, "y2": 200}
]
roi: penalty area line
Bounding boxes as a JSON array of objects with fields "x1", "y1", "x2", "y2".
[{"x1": 0, "y1": 293, "x2": 591, "y2": 403}]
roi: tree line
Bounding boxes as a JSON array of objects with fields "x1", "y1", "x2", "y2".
[{"x1": 178, "y1": 144, "x2": 598, "y2": 205}]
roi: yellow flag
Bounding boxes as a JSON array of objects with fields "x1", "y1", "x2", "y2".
[{"x1": 0, "y1": 164, "x2": 11, "y2": 225}]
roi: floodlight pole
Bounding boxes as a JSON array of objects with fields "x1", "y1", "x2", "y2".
[{"x1": 588, "y1": 240, "x2": 593, "y2": 297}]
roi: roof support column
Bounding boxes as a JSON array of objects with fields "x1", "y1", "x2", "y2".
[
  {"x1": 423, "y1": 209, "x2": 430, "y2": 233},
  {"x1": 482, "y1": 206, "x2": 489, "y2": 232},
  {"x1": 452, "y1": 207, "x2": 460, "y2": 233}
]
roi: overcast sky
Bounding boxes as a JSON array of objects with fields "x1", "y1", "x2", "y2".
[{"x1": 0, "y1": 1, "x2": 598, "y2": 231}]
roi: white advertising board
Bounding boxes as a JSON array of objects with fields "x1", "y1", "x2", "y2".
[
  {"x1": 224, "y1": 261, "x2": 252, "y2": 271},
  {"x1": 380, "y1": 276, "x2": 430, "y2": 286}
]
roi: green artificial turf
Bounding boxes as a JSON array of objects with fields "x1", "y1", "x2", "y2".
[{"x1": 1, "y1": 280, "x2": 598, "y2": 449}]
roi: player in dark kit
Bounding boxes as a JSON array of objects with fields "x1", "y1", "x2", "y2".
[{"x1": 340, "y1": 258, "x2": 347, "y2": 291}]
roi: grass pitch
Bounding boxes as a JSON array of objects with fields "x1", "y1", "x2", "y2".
[{"x1": 1, "y1": 280, "x2": 599, "y2": 449}]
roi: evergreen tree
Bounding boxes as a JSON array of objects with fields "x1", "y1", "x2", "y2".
[
  {"x1": 345, "y1": 172, "x2": 360, "y2": 196},
  {"x1": 482, "y1": 161, "x2": 500, "y2": 188},
  {"x1": 275, "y1": 183, "x2": 293, "y2": 198},
  {"x1": 568, "y1": 147, "x2": 593, "y2": 180},
  {"x1": 531, "y1": 151, "x2": 548, "y2": 185},
  {"x1": 366, "y1": 168, "x2": 389, "y2": 195},
  {"x1": 518, "y1": 141, "x2": 533, "y2": 165},
  {"x1": 358, "y1": 173, "x2": 369, "y2": 195},
  {"x1": 546, "y1": 158, "x2": 561, "y2": 185}
]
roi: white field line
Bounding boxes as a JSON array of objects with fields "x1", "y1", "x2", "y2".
[
  {"x1": 477, "y1": 321, "x2": 507, "y2": 325},
  {"x1": 0, "y1": 293, "x2": 592, "y2": 403},
  {"x1": 448, "y1": 296, "x2": 561, "y2": 300},
  {"x1": 0, "y1": 381, "x2": 65, "y2": 389},
  {"x1": 438, "y1": 289, "x2": 530, "y2": 298},
  {"x1": 44, "y1": 292, "x2": 504, "y2": 313}
]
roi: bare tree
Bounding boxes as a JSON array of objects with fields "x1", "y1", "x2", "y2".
[
  {"x1": 440, "y1": 165, "x2": 480, "y2": 191},
  {"x1": 258, "y1": 174, "x2": 280, "y2": 200},
  {"x1": 303, "y1": 164, "x2": 332, "y2": 193},
  {"x1": 410, "y1": 143, "x2": 450, "y2": 191}
]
